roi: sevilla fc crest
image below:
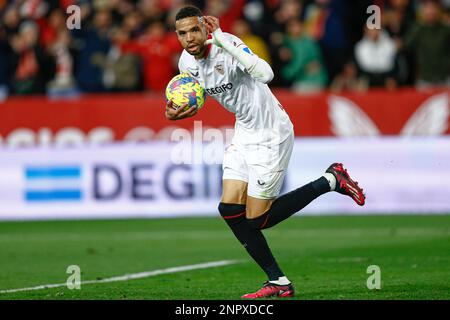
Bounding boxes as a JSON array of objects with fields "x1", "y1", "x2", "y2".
[{"x1": 215, "y1": 64, "x2": 224, "y2": 75}]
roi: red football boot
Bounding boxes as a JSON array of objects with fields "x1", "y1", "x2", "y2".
[
  {"x1": 326, "y1": 163, "x2": 366, "y2": 206},
  {"x1": 241, "y1": 282, "x2": 295, "y2": 299}
]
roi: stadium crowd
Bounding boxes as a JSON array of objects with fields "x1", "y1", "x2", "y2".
[{"x1": 0, "y1": 0, "x2": 449, "y2": 97}]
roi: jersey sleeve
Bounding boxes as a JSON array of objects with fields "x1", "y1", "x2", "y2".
[{"x1": 223, "y1": 33, "x2": 254, "y2": 74}]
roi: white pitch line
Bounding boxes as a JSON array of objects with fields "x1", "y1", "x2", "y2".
[{"x1": 0, "y1": 260, "x2": 238, "y2": 294}]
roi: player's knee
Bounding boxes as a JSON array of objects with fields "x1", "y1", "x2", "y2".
[
  {"x1": 218, "y1": 202, "x2": 246, "y2": 225},
  {"x1": 246, "y1": 214, "x2": 267, "y2": 230}
]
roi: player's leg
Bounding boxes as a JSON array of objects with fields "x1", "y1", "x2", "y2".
[
  {"x1": 239, "y1": 136, "x2": 328, "y2": 298},
  {"x1": 246, "y1": 134, "x2": 365, "y2": 230},
  {"x1": 240, "y1": 195, "x2": 295, "y2": 299},
  {"x1": 219, "y1": 180, "x2": 290, "y2": 298},
  {"x1": 244, "y1": 133, "x2": 313, "y2": 228},
  {"x1": 245, "y1": 197, "x2": 274, "y2": 219},
  {"x1": 235, "y1": 137, "x2": 298, "y2": 298},
  {"x1": 218, "y1": 145, "x2": 287, "y2": 294},
  {"x1": 247, "y1": 164, "x2": 366, "y2": 230},
  {"x1": 246, "y1": 174, "x2": 333, "y2": 229},
  {"x1": 220, "y1": 178, "x2": 247, "y2": 204},
  {"x1": 242, "y1": 136, "x2": 366, "y2": 298}
]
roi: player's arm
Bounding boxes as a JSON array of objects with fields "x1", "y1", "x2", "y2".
[
  {"x1": 165, "y1": 100, "x2": 198, "y2": 120},
  {"x1": 203, "y1": 16, "x2": 274, "y2": 84}
]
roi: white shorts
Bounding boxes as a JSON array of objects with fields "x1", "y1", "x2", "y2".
[{"x1": 222, "y1": 133, "x2": 294, "y2": 199}]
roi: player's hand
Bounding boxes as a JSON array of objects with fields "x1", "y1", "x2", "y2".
[
  {"x1": 165, "y1": 100, "x2": 198, "y2": 120},
  {"x1": 204, "y1": 16, "x2": 225, "y2": 47},
  {"x1": 203, "y1": 16, "x2": 220, "y2": 33}
]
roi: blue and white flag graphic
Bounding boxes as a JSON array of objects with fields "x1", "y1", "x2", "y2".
[{"x1": 24, "y1": 166, "x2": 83, "y2": 202}]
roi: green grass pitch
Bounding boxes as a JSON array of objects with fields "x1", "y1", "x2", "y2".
[{"x1": 0, "y1": 215, "x2": 449, "y2": 300}]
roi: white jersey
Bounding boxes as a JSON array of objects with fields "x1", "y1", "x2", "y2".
[{"x1": 178, "y1": 33, "x2": 294, "y2": 147}]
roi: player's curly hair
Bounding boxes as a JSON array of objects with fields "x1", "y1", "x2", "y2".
[{"x1": 175, "y1": 5, "x2": 203, "y2": 21}]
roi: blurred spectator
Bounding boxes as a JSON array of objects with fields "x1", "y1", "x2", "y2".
[
  {"x1": 40, "y1": 9, "x2": 66, "y2": 51},
  {"x1": 41, "y1": 8, "x2": 78, "y2": 97},
  {"x1": 121, "y1": 9, "x2": 145, "y2": 38},
  {"x1": 0, "y1": 27, "x2": 12, "y2": 98},
  {"x1": 330, "y1": 61, "x2": 367, "y2": 93},
  {"x1": 304, "y1": 0, "x2": 328, "y2": 40},
  {"x1": 383, "y1": 0, "x2": 416, "y2": 85},
  {"x1": 18, "y1": 0, "x2": 49, "y2": 21},
  {"x1": 93, "y1": 0, "x2": 112, "y2": 11},
  {"x1": 273, "y1": 0, "x2": 303, "y2": 28},
  {"x1": 383, "y1": 0, "x2": 416, "y2": 39},
  {"x1": 121, "y1": 20, "x2": 182, "y2": 91},
  {"x1": 269, "y1": 0, "x2": 303, "y2": 36},
  {"x1": 231, "y1": 19, "x2": 271, "y2": 64},
  {"x1": 46, "y1": 29, "x2": 78, "y2": 97},
  {"x1": 0, "y1": 0, "x2": 7, "y2": 13},
  {"x1": 303, "y1": 0, "x2": 349, "y2": 83},
  {"x1": 0, "y1": 0, "x2": 448, "y2": 96},
  {"x1": 204, "y1": 0, "x2": 245, "y2": 32},
  {"x1": 354, "y1": 27, "x2": 398, "y2": 89},
  {"x1": 404, "y1": 0, "x2": 450, "y2": 88},
  {"x1": 72, "y1": 9, "x2": 112, "y2": 92},
  {"x1": 139, "y1": 0, "x2": 168, "y2": 25},
  {"x1": 267, "y1": 0, "x2": 303, "y2": 86},
  {"x1": 280, "y1": 18, "x2": 328, "y2": 93},
  {"x1": 242, "y1": 0, "x2": 273, "y2": 38},
  {"x1": 10, "y1": 20, "x2": 55, "y2": 94},
  {"x1": 91, "y1": 27, "x2": 140, "y2": 92},
  {"x1": 110, "y1": 0, "x2": 137, "y2": 25},
  {"x1": 444, "y1": 6, "x2": 450, "y2": 25},
  {"x1": 3, "y1": 6, "x2": 21, "y2": 39}
]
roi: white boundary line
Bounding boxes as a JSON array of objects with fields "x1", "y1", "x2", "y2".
[{"x1": 0, "y1": 260, "x2": 238, "y2": 294}]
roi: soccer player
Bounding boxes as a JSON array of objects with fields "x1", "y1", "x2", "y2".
[{"x1": 165, "y1": 6, "x2": 366, "y2": 299}]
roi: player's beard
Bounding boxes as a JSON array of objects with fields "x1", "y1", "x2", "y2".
[{"x1": 188, "y1": 44, "x2": 206, "y2": 57}]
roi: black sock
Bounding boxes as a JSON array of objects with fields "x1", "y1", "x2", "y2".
[
  {"x1": 248, "y1": 176, "x2": 330, "y2": 230},
  {"x1": 218, "y1": 203, "x2": 284, "y2": 281}
]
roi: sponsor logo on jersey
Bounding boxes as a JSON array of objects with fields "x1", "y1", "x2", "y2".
[
  {"x1": 206, "y1": 83, "x2": 233, "y2": 95},
  {"x1": 187, "y1": 67, "x2": 199, "y2": 77}
]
